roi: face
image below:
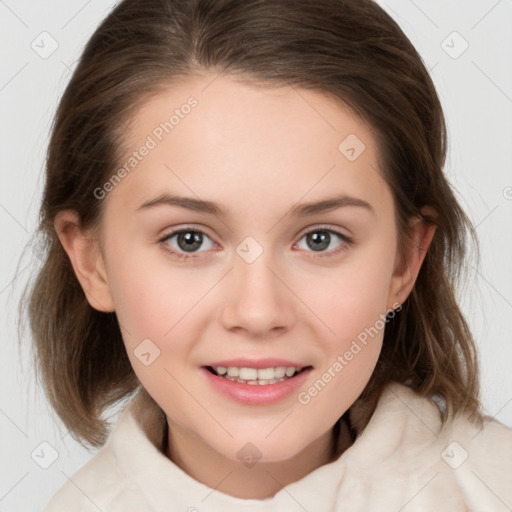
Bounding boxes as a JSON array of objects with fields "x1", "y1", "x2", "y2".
[{"x1": 75, "y1": 72, "x2": 412, "y2": 464}]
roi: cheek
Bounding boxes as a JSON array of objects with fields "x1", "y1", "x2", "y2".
[
  {"x1": 104, "y1": 246, "x2": 178, "y2": 339},
  {"x1": 105, "y1": 245, "x2": 218, "y2": 363},
  {"x1": 293, "y1": 254, "x2": 393, "y2": 421},
  {"x1": 300, "y1": 238, "x2": 395, "y2": 342},
  {"x1": 106, "y1": 254, "x2": 203, "y2": 399}
]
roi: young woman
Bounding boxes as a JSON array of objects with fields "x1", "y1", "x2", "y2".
[{"x1": 24, "y1": 0, "x2": 512, "y2": 510}]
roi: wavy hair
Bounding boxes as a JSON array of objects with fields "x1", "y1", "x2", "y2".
[{"x1": 20, "y1": 0, "x2": 482, "y2": 447}]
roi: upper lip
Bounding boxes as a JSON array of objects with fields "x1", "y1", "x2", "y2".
[{"x1": 203, "y1": 358, "x2": 310, "y2": 369}]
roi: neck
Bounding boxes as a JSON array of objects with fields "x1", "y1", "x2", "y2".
[{"x1": 164, "y1": 416, "x2": 354, "y2": 500}]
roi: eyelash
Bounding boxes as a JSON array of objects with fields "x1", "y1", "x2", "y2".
[{"x1": 158, "y1": 225, "x2": 353, "y2": 262}]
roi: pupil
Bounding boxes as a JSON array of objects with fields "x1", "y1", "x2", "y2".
[
  {"x1": 307, "y1": 231, "x2": 329, "y2": 251},
  {"x1": 176, "y1": 231, "x2": 330, "y2": 253},
  {"x1": 178, "y1": 231, "x2": 202, "y2": 252}
]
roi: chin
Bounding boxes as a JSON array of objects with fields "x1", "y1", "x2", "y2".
[{"x1": 210, "y1": 429, "x2": 317, "y2": 465}]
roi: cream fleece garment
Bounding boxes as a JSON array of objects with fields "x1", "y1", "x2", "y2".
[{"x1": 43, "y1": 382, "x2": 512, "y2": 511}]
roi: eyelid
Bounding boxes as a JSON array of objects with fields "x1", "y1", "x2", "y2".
[
  {"x1": 158, "y1": 223, "x2": 351, "y2": 244},
  {"x1": 158, "y1": 224, "x2": 216, "y2": 243},
  {"x1": 297, "y1": 223, "x2": 352, "y2": 240},
  {"x1": 157, "y1": 225, "x2": 218, "y2": 260},
  {"x1": 158, "y1": 223, "x2": 353, "y2": 260},
  {"x1": 293, "y1": 224, "x2": 353, "y2": 257}
]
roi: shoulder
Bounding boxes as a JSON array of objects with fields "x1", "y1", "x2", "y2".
[
  {"x1": 437, "y1": 407, "x2": 512, "y2": 508},
  {"x1": 42, "y1": 448, "x2": 145, "y2": 512},
  {"x1": 403, "y1": 383, "x2": 512, "y2": 508},
  {"x1": 384, "y1": 381, "x2": 512, "y2": 466},
  {"x1": 449, "y1": 407, "x2": 512, "y2": 457},
  {"x1": 344, "y1": 382, "x2": 512, "y2": 510},
  {"x1": 43, "y1": 390, "x2": 162, "y2": 511}
]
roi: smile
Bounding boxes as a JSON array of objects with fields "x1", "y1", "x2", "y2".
[
  {"x1": 201, "y1": 360, "x2": 313, "y2": 405},
  {"x1": 206, "y1": 365, "x2": 307, "y2": 385}
]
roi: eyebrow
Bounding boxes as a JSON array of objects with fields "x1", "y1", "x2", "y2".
[{"x1": 136, "y1": 193, "x2": 374, "y2": 218}]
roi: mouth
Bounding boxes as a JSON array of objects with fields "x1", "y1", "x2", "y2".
[
  {"x1": 201, "y1": 359, "x2": 314, "y2": 405},
  {"x1": 203, "y1": 364, "x2": 313, "y2": 386}
]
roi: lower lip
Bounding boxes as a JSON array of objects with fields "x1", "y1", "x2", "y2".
[{"x1": 201, "y1": 367, "x2": 312, "y2": 405}]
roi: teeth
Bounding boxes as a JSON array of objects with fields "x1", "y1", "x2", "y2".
[
  {"x1": 239, "y1": 367, "x2": 258, "y2": 380},
  {"x1": 274, "y1": 367, "x2": 286, "y2": 378},
  {"x1": 213, "y1": 365, "x2": 301, "y2": 383},
  {"x1": 225, "y1": 376, "x2": 288, "y2": 385},
  {"x1": 257, "y1": 367, "x2": 275, "y2": 380},
  {"x1": 227, "y1": 367, "x2": 239, "y2": 377}
]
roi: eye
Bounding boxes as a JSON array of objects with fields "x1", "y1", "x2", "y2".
[
  {"x1": 295, "y1": 226, "x2": 352, "y2": 258},
  {"x1": 158, "y1": 225, "x2": 353, "y2": 262},
  {"x1": 159, "y1": 227, "x2": 215, "y2": 260}
]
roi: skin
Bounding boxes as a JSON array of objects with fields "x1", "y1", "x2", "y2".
[{"x1": 55, "y1": 71, "x2": 435, "y2": 499}]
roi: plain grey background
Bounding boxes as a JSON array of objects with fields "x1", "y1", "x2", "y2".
[{"x1": 1, "y1": 1, "x2": 511, "y2": 510}]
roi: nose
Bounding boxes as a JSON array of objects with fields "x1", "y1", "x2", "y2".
[{"x1": 220, "y1": 250, "x2": 296, "y2": 338}]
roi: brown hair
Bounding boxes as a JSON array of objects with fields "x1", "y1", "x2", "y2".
[{"x1": 21, "y1": 0, "x2": 482, "y2": 448}]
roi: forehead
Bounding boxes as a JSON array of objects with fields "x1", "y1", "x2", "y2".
[{"x1": 107, "y1": 72, "x2": 392, "y2": 221}]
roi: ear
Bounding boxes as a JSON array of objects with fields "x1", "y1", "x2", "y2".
[
  {"x1": 387, "y1": 208, "x2": 437, "y2": 309},
  {"x1": 54, "y1": 210, "x2": 115, "y2": 312}
]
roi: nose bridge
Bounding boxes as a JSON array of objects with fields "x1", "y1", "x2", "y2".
[{"x1": 221, "y1": 237, "x2": 295, "y2": 335}]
